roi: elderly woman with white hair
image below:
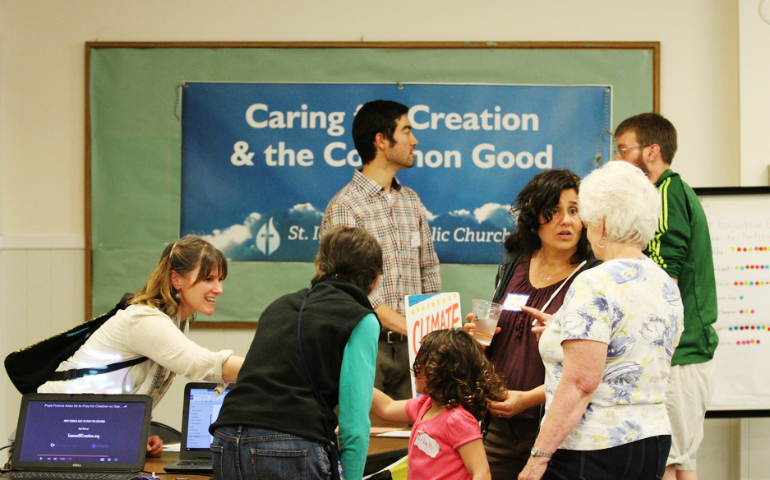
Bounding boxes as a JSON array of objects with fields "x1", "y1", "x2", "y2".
[{"x1": 519, "y1": 161, "x2": 685, "y2": 480}]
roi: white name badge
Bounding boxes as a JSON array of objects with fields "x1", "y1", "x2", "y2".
[
  {"x1": 502, "y1": 293, "x2": 530, "y2": 311},
  {"x1": 414, "y1": 431, "x2": 440, "y2": 458},
  {"x1": 410, "y1": 231, "x2": 421, "y2": 248}
]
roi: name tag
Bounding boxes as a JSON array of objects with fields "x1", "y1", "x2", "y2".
[
  {"x1": 414, "y1": 431, "x2": 440, "y2": 458},
  {"x1": 502, "y1": 293, "x2": 530, "y2": 311},
  {"x1": 410, "y1": 231, "x2": 421, "y2": 248}
]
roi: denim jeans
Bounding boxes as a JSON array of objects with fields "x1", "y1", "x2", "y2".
[
  {"x1": 211, "y1": 425, "x2": 332, "y2": 480},
  {"x1": 543, "y1": 435, "x2": 671, "y2": 480}
]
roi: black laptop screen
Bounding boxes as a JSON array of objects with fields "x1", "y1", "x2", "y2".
[{"x1": 15, "y1": 396, "x2": 149, "y2": 468}]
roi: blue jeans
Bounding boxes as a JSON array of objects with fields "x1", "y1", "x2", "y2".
[
  {"x1": 211, "y1": 425, "x2": 332, "y2": 480},
  {"x1": 543, "y1": 435, "x2": 671, "y2": 480}
]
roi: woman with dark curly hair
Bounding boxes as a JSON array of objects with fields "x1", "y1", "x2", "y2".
[
  {"x1": 464, "y1": 169, "x2": 601, "y2": 479},
  {"x1": 371, "y1": 328, "x2": 507, "y2": 480},
  {"x1": 519, "y1": 161, "x2": 683, "y2": 480}
]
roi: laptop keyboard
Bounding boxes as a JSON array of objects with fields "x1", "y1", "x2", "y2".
[
  {"x1": 0, "y1": 473, "x2": 139, "y2": 479},
  {"x1": 174, "y1": 460, "x2": 210, "y2": 466}
]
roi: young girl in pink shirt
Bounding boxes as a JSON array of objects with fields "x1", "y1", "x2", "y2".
[{"x1": 372, "y1": 328, "x2": 507, "y2": 480}]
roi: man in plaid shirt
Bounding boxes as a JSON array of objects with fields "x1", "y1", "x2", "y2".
[{"x1": 321, "y1": 100, "x2": 441, "y2": 400}]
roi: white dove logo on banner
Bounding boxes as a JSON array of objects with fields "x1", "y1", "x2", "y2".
[{"x1": 256, "y1": 217, "x2": 280, "y2": 256}]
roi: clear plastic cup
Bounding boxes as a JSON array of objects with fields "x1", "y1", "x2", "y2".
[{"x1": 471, "y1": 299, "x2": 504, "y2": 346}]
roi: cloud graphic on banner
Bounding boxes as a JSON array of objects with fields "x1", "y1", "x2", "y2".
[
  {"x1": 203, "y1": 204, "x2": 323, "y2": 262},
  {"x1": 473, "y1": 203, "x2": 512, "y2": 231},
  {"x1": 290, "y1": 203, "x2": 316, "y2": 214},
  {"x1": 429, "y1": 203, "x2": 512, "y2": 264},
  {"x1": 449, "y1": 209, "x2": 471, "y2": 216},
  {"x1": 202, "y1": 212, "x2": 262, "y2": 253}
]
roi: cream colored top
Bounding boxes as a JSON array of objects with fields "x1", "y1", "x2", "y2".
[{"x1": 38, "y1": 304, "x2": 233, "y2": 408}]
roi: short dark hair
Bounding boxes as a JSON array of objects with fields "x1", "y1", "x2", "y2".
[
  {"x1": 504, "y1": 169, "x2": 589, "y2": 264},
  {"x1": 615, "y1": 112, "x2": 678, "y2": 165},
  {"x1": 311, "y1": 226, "x2": 383, "y2": 294},
  {"x1": 352, "y1": 100, "x2": 409, "y2": 165},
  {"x1": 412, "y1": 329, "x2": 507, "y2": 421}
]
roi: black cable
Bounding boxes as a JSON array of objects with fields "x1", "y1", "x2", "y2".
[{"x1": 0, "y1": 444, "x2": 14, "y2": 473}]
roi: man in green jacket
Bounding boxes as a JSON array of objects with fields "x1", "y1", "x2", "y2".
[{"x1": 614, "y1": 113, "x2": 718, "y2": 480}]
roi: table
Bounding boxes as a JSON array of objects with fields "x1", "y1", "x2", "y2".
[
  {"x1": 363, "y1": 435, "x2": 409, "y2": 475},
  {"x1": 143, "y1": 433, "x2": 409, "y2": 478}
]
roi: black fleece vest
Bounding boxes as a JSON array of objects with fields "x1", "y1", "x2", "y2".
[{"x1": 211, "y1": 279, "x2": 377, "y2": 444}]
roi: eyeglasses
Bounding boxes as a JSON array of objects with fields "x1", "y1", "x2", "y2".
[{"x1": 615, "y1": 144, "x2": 649, "y2": 158}]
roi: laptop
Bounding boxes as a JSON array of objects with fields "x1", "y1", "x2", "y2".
[
  {"x1": 163, "y1": 382, "x2": 233, "y2": 474},
  {"x1": 2, "y1": 393, "x2": 152, "y2": 480}
]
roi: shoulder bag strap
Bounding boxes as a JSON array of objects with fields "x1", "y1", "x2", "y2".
[{"x1": 48, "y1": 357, "x2": 149, "y2": 382}]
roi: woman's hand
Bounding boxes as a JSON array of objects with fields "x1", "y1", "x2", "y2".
[
  {"x1": 146, "y1": 435, "x2": 163, "y2": 457},
  {"x1": 488, "y1": 386, "x2": 546, "y2": 419},
  {"x1": 464, "y1": 313, "x2": 501, "y2": 348},
  {"x1": 518, "y1": 455, "x2": 549, "y2": 480},
  {"x1": 463, "y1": 313, "x2": 476, "y2": 330},
  {"x1": 487, "y1": 390, "x2": 527, "y2": 418},
  {"x1": 521, "y1": 306, "x2": 551, "y2": 341}
]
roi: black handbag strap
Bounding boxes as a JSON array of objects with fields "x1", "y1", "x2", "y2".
[
  {"x1": 48, "y1": 356, "x2": 149, "y2": 382},
  {"x1": 48, "y1": 292, "x2": 149, "y2": 382},
  {"x1": 295, "y1": 289, "x2": 337, "y2": 448}
]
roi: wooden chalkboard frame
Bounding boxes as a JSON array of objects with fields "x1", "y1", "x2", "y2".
[{"x1": 85, "y1": 41, "x2": 660, "y2": 325}]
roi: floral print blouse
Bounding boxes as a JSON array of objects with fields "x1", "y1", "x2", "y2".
[{"x1": 539, "y1": 257, "x2": 684, "y2": 450}]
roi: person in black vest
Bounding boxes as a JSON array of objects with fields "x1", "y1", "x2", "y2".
[{"x1": 210, "y1": 226, "x2": 383, "y2": 480}]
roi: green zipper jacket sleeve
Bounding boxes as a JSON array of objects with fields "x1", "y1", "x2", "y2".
[
  {"x1": 647, "y1": 171, "x2": 689, "y2": 280},
  {"x1": 646, "y1": 169, "x2": 718, "y2": 365}
]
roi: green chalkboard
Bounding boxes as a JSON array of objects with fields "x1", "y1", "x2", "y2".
[{"x1": 87, "y1": 41, "x2": 659, "y2": 324}]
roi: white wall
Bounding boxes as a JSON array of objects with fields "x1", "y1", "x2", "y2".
[
  {"x1": 0, "y1": 0, "x2": 758, "y2": 477},
  {"x1": 740, "y1": 0, "x2": 770, "y2": 185},
  {"x1": 0, "y1": 0, "x2": 742, "y2": 238}
]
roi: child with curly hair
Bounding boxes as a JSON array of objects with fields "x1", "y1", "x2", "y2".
[{"x1": 371, "y1": 328, "x2": 507, "y2": 480}]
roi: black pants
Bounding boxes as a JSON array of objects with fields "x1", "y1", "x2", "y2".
[
  {"x1": 484, "y1": 417, "x2": 540, "y2": 480},
  {"x1": 543, "y1": 435, "x2": 671, "y2": 480}
]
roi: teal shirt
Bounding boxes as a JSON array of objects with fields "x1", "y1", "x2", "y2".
[
  {"x1": 646, "y1": 169, "x2": 718, "y2": 365},
  {"x1": 338, "y1": 313, "x2": 379, "y2": 480}
]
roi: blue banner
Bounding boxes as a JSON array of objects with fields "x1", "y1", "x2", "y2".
[{"x1": 181, "y1": 82, "x2": 611, "y2": 264}]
